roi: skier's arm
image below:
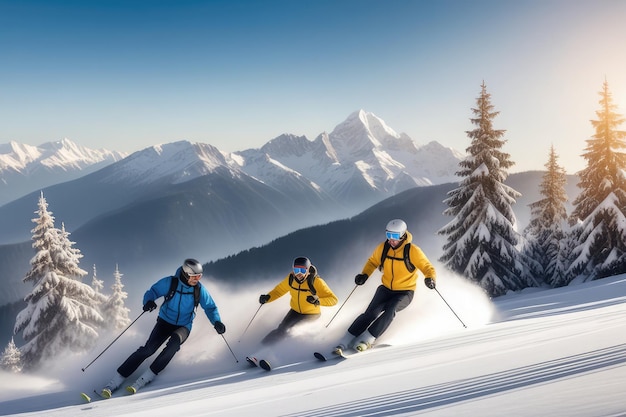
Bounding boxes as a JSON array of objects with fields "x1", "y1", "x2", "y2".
[
  {"x1": 314, "y1": 278, "x2": 338, "y2": 307},
  {"x1": 266, "y1": 275, "x2": 290, "y2": 303},
  {"x1": 200, "y1": 287, "x2": 221, "y2": 325},
  {"x1": 143, "y1": 276, "x2": 171, "y2": 305},
  {"x1": 412, "y1": 246, "x2": 436, "y2": 281},
  {"x1": 361, "y1": 243, "x2": 385, "y2": 276}
]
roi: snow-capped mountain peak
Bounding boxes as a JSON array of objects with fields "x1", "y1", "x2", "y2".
[
  {"x1": 0, "y1": 138, "x2": 126, "y2": 173},
  {"x1": 0, "y1": 138, "x2": 127, "y2": 206},
  {"x1": 0, "y1": 141, "x2": 42, "y2": 171},
  {"x1": 104, "y1": 140, "x2": 236, "y2": 185},
  {"x1": 38, "y1": 138, "x2": 125, "y2": 170},
  {"x1": 233, "y1": 110, "x2": 463, "y2": 208}
]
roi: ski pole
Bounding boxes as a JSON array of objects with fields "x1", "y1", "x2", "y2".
[
  {"x1": 434, "y1": 287, "x2": 467, "y2": 328},
  {"x1": 238, "y1": 304, "x2": 262, "y2": 342},
  {"x1": 325, "y1": 284, "x2": 358, "y2": 328},
  {"x1": 221, "y1": 335, "x2": 239, "y2": 362},
  {"x1": 81, "y1": 310, "x2": 146, "y2": 372}
]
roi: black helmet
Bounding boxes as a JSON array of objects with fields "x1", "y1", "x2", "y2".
[
  {"x1": 182, "y1": 258, "x2": 203, "y2": 277},
  {"x1": 293, "y1": 256, "x2": 311, "y2": 269}
]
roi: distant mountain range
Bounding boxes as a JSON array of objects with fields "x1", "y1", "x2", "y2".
[
  {"x1": 0, "y1": 138, "x2": 127, "y2": 206},
  {"x1": 0, "y1": 110, "x2": 464, "y2": 307}
]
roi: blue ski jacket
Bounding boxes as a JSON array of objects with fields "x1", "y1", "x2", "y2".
[{"x1": 143, "y1": 267, "x2": 221, "y2": 331}]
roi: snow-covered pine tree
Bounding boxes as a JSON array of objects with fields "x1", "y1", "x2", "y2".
[
  {"x1": 0, "y1": 337, "x2": 23, "y2": 373},
  {"x1": 55, "y1": 222, "x2": 88, "y2": 278},
  {"x1": 566, "y1": 80, "x2": 626, "y2": 283},
  {"x1": 14, "y1": 192, "x2": 104, "y2": 370},
  {"x1": 101, "y1": 264, "x2": 131, "y2": 331},
  {"x1": 438, "y1": 82, "x2": 538, "y2": 297},
  {"x1": 22, "y1": 191, "x2": 57, "y2": 286},
  {"x1": 90, "y1": 264, "x2": 104, "y2": 293},
  {"x1": 523, "y1": 146, "x2": 569, "y2": 286},
  {"x1": 91, "y1": 264, "x2": 108, "y2": 322}
]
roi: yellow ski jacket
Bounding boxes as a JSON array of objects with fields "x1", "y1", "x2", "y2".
[
  {"x1": 361, "y1": 231, "x2": 436, "y2": 291},
  {"x1": 266, "y1": 269, "x2": 338, "y2": 315}
]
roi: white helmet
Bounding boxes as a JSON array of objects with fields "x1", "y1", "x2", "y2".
[
  {"x1": 386, "y1": 219, "x2": 407, "y2": 240},
  {"x1": 182, "y1": 258, "x2": 203, "y2": 276}
]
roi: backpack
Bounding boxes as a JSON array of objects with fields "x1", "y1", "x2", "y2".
[
  {"x1": 164, "y1": 276, "x2": 201, "y2": 308},
  {"x1": 288, "y1": 265, "x2": 318, "y2": 296},
  {"x1": 379, "y1": 241, "x2": 416, "y2": 273}
]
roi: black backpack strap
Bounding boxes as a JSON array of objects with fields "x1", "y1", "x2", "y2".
[
  {"x1": 164, "y1": 276, "x2": 178, "y2": 302},
  {"x1": 288, "y1": 265, "x2": 318, "y2": 295},
  {"x1": 164, "y1": 276, "x2": 200, "y2": 309},
  {"x1": 307, "y1": 266, "x2": 317, "y2": 296},
  {"x1": 403, "y1": 243, "x2": 416, "y2": 272},
  {"x1": 379, "y1": 241, "x2": 391, "y2": 271},
  {"x1": 379, "y1": 241, "x2": 416, "y2": 273}
]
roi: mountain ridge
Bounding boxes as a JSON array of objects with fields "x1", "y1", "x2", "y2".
[{"x1": 0, "y1": 138, "x2": 128, "y2": 206}]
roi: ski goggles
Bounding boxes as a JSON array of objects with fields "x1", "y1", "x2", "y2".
[
  {"x1": 293, "y1": 267, "x2": 308, "y2": 275},
  {"x1": 386, "y1": 231, "x2": 403, "y2": 241}
]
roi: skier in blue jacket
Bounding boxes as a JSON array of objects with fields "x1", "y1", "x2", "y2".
[{"x1": 100, "y1": 259, "x2": 225, "y2": 398}]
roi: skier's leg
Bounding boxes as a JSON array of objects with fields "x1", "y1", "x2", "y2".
[
  {"x1": 261, "y1": 309, "x2": 301, "y2": 345},
  {"x1": 367, "y1": 290, "x2": 414, "y2": 338},
  {"x1": 347, "y1": 286, "x2": 388, "y2": 337},
  {"x1": 149, "y1": 326, "x2": 190, "y2": 375},
  {"x1": 117, "y1": 318, "x2": 174, "y2": 377}
]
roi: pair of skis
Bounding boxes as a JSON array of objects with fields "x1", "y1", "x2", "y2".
[
  {"x1": 80, "y1": 390, "x2": 110, "y2": 403},
  {"x1": 246, "y1": 356, "x2": 272, "y2": 371},
  {"x1": 80, "y1": 385, "x2": 139, "y2": 403},
  {"x1": 314, "y1": 343, "x2": 389, "y2": 361}
]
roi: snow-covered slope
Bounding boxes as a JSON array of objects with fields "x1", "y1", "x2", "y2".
[
  {"x1": 0, "y1": 138, "x2": 127, "y2": 206},
  {"x1": 1, "y1": 273, "x2": 624, "y2": 417}
]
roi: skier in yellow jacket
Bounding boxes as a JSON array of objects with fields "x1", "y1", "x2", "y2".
[
  {"x1": 334, "y1": 219, "x2": 436, "y2": 354},
  {"x1": 259, "y1": 256, "x2": 338, "y2": 345},
  {"x1": 246, "y1": 256, "x2": 338, "y2": 370}
]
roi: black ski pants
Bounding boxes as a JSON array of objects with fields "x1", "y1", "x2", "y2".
[
  {"x1": 261, "y1": 309, "x2": 320, "y2": 345},
  {"x1": 117, "y1": 317, "x2": 190, "y2": 377},
  {"x1": 348, "y1": 285, "x2": 414, "y2": 339}
]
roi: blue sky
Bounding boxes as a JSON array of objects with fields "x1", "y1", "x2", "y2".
[{"x1": 2, "y1": 0, "x2": 626, "y2": 174}]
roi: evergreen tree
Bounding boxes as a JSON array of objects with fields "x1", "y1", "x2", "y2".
[
  {"x1": 439, "y1": 82, "x2": 537, "y2": 297},
  {"x1": 91, "y1": 264, "x2": 108, "y2": 316},
  {"x1": 23, "y1": 191, "x2": 57, "y2": 286},
  {"x1": 0, "y1": 337, "x2": 23, "y2": 373},
  {"x1": 14, "y1": 192, "x2": 104, "y2": 370},
  {"x1": 90, "y1": 264, "x2": 104, "y2": 293},
  {"x1": 567, "y1": 80, "x2": 626, "y2": 282},
  {"x1": 101, "y1": 264, "x2": 131, "y2": 331},
  {"x1": 54, "y1": 222, "x2": 88, "y2": 279},
  {"x1": 523, "y1": 146, "x2": 569, "y2": 286}
]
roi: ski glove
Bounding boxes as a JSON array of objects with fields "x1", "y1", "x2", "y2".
[
  {"x1": 306, "y1": 294, "x2": 320, "y2": 306},
  {"x1": 259, "y1": 294, "x2": 271, "y2": 304},
  {"x1": 143, "y1": 300, "x2": 157, "y2": 312},
  {"x1": 214, "y1": 321, "x2": 226, "y2": 334},
  {"x1": 424, "y1": 278, "x2": 436, "y2": 289},
  {"x1": 355, "y1": 273, "x2": 368, "y2": 285}
]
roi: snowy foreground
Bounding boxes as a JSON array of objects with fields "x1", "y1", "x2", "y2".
[{"x1": 1, "y1": 273, "x2": 626, "y2": 417}]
